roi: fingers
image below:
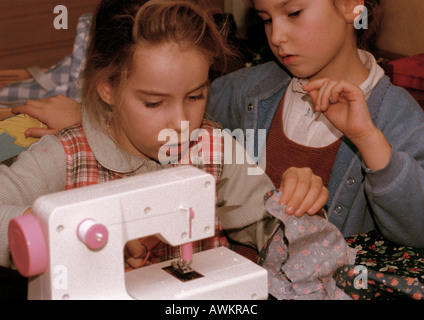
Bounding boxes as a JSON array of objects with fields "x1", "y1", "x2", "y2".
[
  {"x1": 0, "y1": 108, "x2": 14, "y2": 121},
  {"x1": 302, "y1": 183, "x2": 329, "y2": 216},
  {"x1": 315, "y1": 79, "x2": 330, "y2": 110},
  {"x1": 12, "y1": 99, "x2": 47, "y2": 122},
  {"x1": 12, "y1": 95, "x2": 82, "y2": 131},
  {"x1": 124, "y1": 239, "x2": 147, "y2": 269},
  {"x1": 125, "y1": 256, "x2": 145, "y2": 269},
  {"x1": 279, "y1": 167, "x2": 329, "y2": 217},
  {"x1": 316, "y1": 81, "x2": 340, "y2": 112},
  {"x1": 126, "y1": 239, "x2": 147, "y2": 258},
  {"x1": 25, "y1": 128, "x2": 59, "y2": 138},
  {"x1": 303, "y1": 79, "x2": 362, "y2": 112},
  {"x1": 303, "y1": 79, "x2": 338, "y2": 112},
  {"x1": 279, "y1": 168, "x2": 298, "y2": 206}
]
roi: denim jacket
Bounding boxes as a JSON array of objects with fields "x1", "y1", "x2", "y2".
[{"x1": 206, "y1": 62, "x2": 424, "y2": 248}]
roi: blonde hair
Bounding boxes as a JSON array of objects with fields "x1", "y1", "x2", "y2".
[{"x1": 81, "y1": 0, "x2": 236, "y2": 132}]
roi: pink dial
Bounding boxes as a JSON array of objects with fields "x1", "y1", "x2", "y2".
[{"x1": 8, "y1": 215, "x2": 48, "y2": 277}]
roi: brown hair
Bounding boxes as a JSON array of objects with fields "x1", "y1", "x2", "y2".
[
  {"x1": 355, "y1": 0, "x2": 383, "y2": 52},
  {"x1": 81, "y1": 0, "x2": 236, "y2": 131},
  {"x1": 132, "y1": 0, "x2": 236, "y2": 80},
  {"x1": 332, "y1": 0, "x2": 383, "y2": 51}
]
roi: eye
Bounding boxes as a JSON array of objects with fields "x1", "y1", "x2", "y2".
[
  {"x1": 188, "y1": 93, "x2": 206, "y2": 102},
  {"x1": 256, "y1": 13, "x2": 272, "y2": 25},
  {"x1": 288, "y1": 10, "x2": 301, "y2": 18},
  {"x1": 144, "y1": 101, "x2": 162, "y2": 108},
  {"x1": 262, "y1": 18, "x2": 272, "y2": 25}
]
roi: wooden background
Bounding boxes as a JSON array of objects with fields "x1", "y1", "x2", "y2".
[{"x1": 0, "y1": 0, "x2": 224, "y2": 70}]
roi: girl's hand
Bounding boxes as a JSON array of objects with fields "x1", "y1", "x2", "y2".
[
  {"x1": 302, "y1": 79, "x2": 375, "y2": 145},
  {"x1": 303, "y1": 79, "x2": 392, "y2": 171},
  {"x1": 12, "y1": 95, "x2": 82, "y2": 138},
  {"x1": 124, "y1": 239, "x2": 148, "y2": 269},
  {"x1": 279, "y1": 167, "x2": 329, "y2": 217}
]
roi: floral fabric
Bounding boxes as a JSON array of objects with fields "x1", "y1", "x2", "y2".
[
  {"x1": 257, "y1": 190, "x2": 424, "y2": 300},
  {"x1": 257, "y1": 189, "x2": 357, "y2": 300},
  {"x1": 336, "y1": 231, "x2": 424, "y2": 300}
]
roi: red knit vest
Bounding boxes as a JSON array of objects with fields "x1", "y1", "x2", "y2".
[{"x1": 265, "y1": 97, "x2": 342, "y2": 188}]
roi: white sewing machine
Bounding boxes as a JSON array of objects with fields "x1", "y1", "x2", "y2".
[{"x1": 8, "y1": 166, "x2": 268, "y2": 300}]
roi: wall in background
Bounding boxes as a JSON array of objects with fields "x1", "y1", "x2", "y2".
[
  {"x1": 0, "y1": 0, "x2": 224, "y2": 70},
  {"x1": 224, "y1": 0, "x2": 251, "y2": 36},
  {"x1": 377, "y1": 0, "x2": 424, "y2": 56},
  {"x1": 0, "y1": 0, "x2": 101, "y2": 69}
]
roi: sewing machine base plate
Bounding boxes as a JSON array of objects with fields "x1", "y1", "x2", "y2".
[
  {"x1": 125, "y1": 246, "x2": 268, "y2": 300},
  {"x1": 162, "y1": 265, "x2": 204, "y2": 282}
]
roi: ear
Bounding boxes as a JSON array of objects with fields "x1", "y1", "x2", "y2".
[
  {"x1": 96, "y1": 80, "x2": 115, "y2": 105},
  {"x1": 337, "y1": 0, "x2": 365, "y2": 24}
]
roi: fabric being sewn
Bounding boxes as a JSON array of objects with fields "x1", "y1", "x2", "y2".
[{"x1": 258, "y1": 189, "x2": 357, "y2": 300}]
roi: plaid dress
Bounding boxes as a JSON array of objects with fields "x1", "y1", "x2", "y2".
[{"x1": 58, "y1": 118, "x2": 229, "y2": 266}]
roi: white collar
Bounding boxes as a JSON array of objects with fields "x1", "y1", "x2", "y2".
[{"x1": 290, "y1": 49, "x2": 385, "y2": 98}]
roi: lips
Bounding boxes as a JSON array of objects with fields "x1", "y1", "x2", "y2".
[
  {"x1": 164, "y1": 140, "x2": 190, "y2": 149},
  {"x1": 280, "y1": 53, "x2": 298, "y2": 65},
  {"x1": 161, "y1": 140, "x2": 190, "y2": 157}
]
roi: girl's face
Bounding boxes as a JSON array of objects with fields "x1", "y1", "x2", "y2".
[
  {"x1": 254, "y1": 0, "x2": 356, "y2": 80},
  {"x1": 108, "y1": 42, "x2": 209, "y2": 161}
]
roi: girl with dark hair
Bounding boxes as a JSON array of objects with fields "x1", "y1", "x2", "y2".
[{"x1": 208, "y1": 0, "x2": 424, "y2": 247}]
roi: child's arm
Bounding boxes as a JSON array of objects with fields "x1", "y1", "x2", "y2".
[
  {"x1": 304, "y1": 79, "x2": 424, "y2": 247},
  {"x1": 303, "y1": 79, "x2": 392, "y2": 171},
  {"x1": 12, "y1": 95, "x2": 82, "y2": 138},
  {"x1": 0, "y1": 135, "x2": 67, "y2": 268}
]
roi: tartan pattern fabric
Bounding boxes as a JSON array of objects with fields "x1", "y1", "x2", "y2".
[
  {"x1": 58, "y1": 119, "x2": 229, "y2": 266},
  {"x1": 58, "y1": 124, "x2": 125, "y2": 189},
  {"x1": 0, "y1": 56, "x2": 72, "y2": 108}
]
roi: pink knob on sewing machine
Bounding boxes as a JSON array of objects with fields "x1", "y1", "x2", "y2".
[
  {"x1": 77, "y1": 219, "x2": 108, "y2": 250},
  {"x1": 8, "y1": 215, "x2": 48, "y2": 278}
]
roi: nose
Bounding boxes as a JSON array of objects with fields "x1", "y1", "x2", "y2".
[
  {"x1": 269, "y1": 19, "x2": 289, "y2": 48},
  {"x1": 169, "y1": 103, "x2": 189, "y2": 134}
]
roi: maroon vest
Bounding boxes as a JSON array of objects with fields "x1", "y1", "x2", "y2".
[{"x1": 265, "y1": 98, "x2": 342, "y2": 188}]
